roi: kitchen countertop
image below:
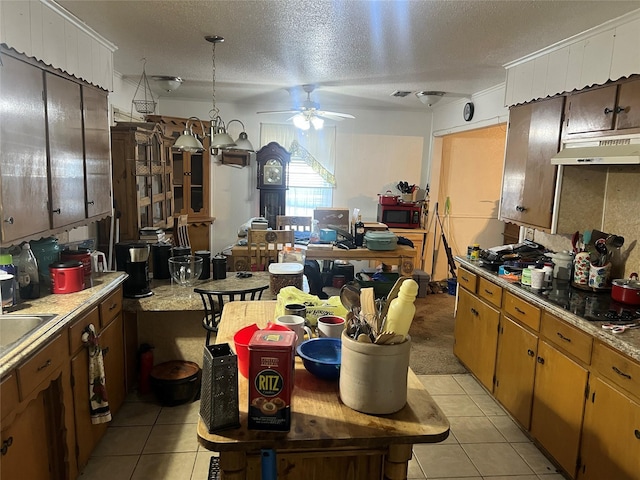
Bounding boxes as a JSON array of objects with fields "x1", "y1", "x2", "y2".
[
  {"x1": 0, "y1": 272, "x2": 127, "y2": 377},
  {"x1": 455, "y1": 257, "x2": 640, "y2": 362}
]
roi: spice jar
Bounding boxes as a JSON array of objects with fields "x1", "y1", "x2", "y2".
[
  {"x1": 470, "y1": 244, "x2": 481, "y2": 260},
  {"x1": 269, "y1": 263, "x2": 303, "y2": 295}
]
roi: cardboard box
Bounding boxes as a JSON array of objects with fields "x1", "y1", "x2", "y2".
[{"x1": 247, "y1": 330, "x2": 296, "y2": 431}]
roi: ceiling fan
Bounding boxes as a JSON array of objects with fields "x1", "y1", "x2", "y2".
[{"x1": 257, "y1": 84, "x2": 355, "y2": 130}]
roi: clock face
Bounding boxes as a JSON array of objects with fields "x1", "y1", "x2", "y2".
[
  {"x1": 463, "y1": 102, "x2": 474, "y2": 121},
  {"x1": 263, "y1": 158, "x2": 283, "y2": 185}
]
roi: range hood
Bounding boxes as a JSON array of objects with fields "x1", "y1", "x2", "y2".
[{"x1": 551, "y1": 139, "x2": 640, "y2": 165}]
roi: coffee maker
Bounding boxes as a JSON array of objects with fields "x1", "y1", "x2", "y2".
[{"x1": 115, "y1": 242, "x2": 152, "y2": 298}]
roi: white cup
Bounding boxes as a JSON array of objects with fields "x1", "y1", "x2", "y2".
[
  {"x1": 317, "y1": 315, "x2": 346, "y2": 339},
  {"x1": 530, "y1": 268, "x2": 545, "y2": 290},
  {"x1": 276, "y1": 315, "x2": 313, "y2": 348}
]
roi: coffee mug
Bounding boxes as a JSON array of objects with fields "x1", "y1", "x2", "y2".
[
  {"x1": 589, "y1": 262, "x2": 611, "y2": 289},
  {"x1": 317, "y1": 315, "x2": 346, "y2": 339},
  {"x1": 284, "y1": 303, "x2": 306, "y2": 318},
  {"x1": 276, "y1": 315, "x2": 313, "y2": 348}
]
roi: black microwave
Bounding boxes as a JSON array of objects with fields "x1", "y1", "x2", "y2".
[{"x1": 377, "y1": 203, "x2": 421, "y2": 228}]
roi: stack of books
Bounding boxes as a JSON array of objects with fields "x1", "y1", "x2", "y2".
[{"x1": 139, "y1": 227, "x2": 167, "y2": 243}]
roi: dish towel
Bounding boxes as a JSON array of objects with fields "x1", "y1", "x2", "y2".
[{"x1": 82, "y1": 324, "x2": 112, "y2": 424}]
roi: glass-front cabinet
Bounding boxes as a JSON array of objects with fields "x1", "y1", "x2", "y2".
[
  {"x1": 172, "y1": 148, "x2": 207, "y2": 217},
  {"x1": 109, "y1": 123, "x2": 173, "y2": 241}
]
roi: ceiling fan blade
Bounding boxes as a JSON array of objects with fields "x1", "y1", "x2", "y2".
[
  {"x1": 257, "y1": 109, "x2": 302, "y2": 115},
  {"x1": 317, "y1": 110, "x2": 355, "y2": 119}
]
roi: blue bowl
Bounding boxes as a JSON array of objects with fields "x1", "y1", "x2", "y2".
[{"x1": 297, "y1": 337, "x2": 341, "y2": 381}]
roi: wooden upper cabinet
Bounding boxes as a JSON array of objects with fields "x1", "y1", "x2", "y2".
[
  {"x1": 564, "y1": 77, "x2": 640, "y2": 137},
  {"x1": 501, "y1": 96, "x2": 564, "y2": 229},
  {"x1": 0, "y1": 53, "x2": 49, "y2": 244}
]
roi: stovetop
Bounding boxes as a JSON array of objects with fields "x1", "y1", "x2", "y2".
[{"x1": 530, "y1": 280, "x2": 640, "y2": 323}]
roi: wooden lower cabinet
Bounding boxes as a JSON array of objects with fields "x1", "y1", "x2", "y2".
[
  {"x1": 530, "y1": 340, "x2": 588, "y2": 477},
  {"x1": 453, "y1": 287, "x2": 500, "y2": 391},
  {"x1": 71, "y1": 312, "x2": 125, "y2": 470},
  {"x1": 494, "y1": 316, "x2": 538, "y2": 429},
  {"x1": 578, "y1": 376, "x2": 640, "y2": 480}
]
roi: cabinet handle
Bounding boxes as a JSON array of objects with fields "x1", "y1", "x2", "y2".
[
  {"x1": 537, "y1": 356, "x2": 545, "y2": 364},
  {"x1": 87, "y1": 200, "x2": 95, "y2": 206},
  {"x1": 3, "y1": 217, "x2": 14, "y2": 224},
  {"x1": 102, "y1": 346, "x2": 110, "y2": 357},
  {"x1": 470, "y1": 307, "x2": 479, "y2": 316},
  {"x1": 635, "y1": 429, "x2": 640, "y2": 440},
  {"x1": 515, "y1": 306, "x2": 526, "y2": 315},
  {"x1": 556, "y1": 332, "x2": 572, "y2": 342},
  {"x1": 1, "y1": 436, "x2": 13, "y2": 455},
  {"x1": 527, "y1": 349, "x2": 535, "y2": 357},
  {"x1": 604, "y1": 107, "x2": 615, "y2": 114},
  {"x1": 612, "y1": 366, "x2": 632, "y2": 380},
  {"x1": 52, "y1": 208, "x2": 61, "y2": 215},
  {"x1": 108, "y1": 303, "x2": 117, "y2": 311},
  {"x1": 484, "y1": 289, "x2": 493, "y2": 296},
  {"x1": 37, "y1": 359, "x2": 52, "y2": 372},
  {"x1": 604, "y1": 106, "x2": 625, "y2": 114},
  {"x1": 515, "y1": 205, "x2": 527, "y2": 212}
]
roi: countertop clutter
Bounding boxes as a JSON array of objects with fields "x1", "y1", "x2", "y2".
[
  {"x1": 455, "y1": 257, "x2": 640, "y2": 362},
  {"x1": 0, "y1": 272, "x2": 127, "y2": 377}
]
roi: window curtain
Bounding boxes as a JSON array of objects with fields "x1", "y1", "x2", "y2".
[{"x1": 260, "y1": 123, "x2": 336, "y2": 186}]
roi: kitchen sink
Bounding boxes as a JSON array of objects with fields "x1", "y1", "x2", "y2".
[{"x1": 0, "y1": 314, "x2": 56, "y2": 352}]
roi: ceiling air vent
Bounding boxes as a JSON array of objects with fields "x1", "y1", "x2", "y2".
[{"x1": 390, "y1": 90, "x2": 412, "y2": 98}]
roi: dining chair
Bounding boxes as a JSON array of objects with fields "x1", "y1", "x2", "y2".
[
  {"x1": 276, "y1": 215, "x2": 312, "y2": 232},
  {"x1": 173, "y1": 214, "x2": 191, "y2": 248},
  {"x1": 194, "y1": 284, "x2": 270, "y2": 345},
  {"x1": 246, "y1": 229, "x2": 295, "y2": 271}
]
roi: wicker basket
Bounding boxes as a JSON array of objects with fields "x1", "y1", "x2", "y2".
[{"x1": 132, "y1": 99, "x2": 157, "y2": 114}]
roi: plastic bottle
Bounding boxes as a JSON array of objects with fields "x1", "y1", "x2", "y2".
[
  {"x1": 309, "y1": 219, "x2": 320, "y2": 244},
  {"x1": 0, "y1": 253, "x2": 18, "y2": 306},
  {"x1": 17, "y1": 243, "x2": 40, "y2": 299},
  {"x1": 384, "y1": 279, "x2": 419, "y2": 337}
]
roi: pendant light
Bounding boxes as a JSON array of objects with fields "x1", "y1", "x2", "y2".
[
  {"x1": 226, "y1": 120, "x2": 255, "y2": 151},
  {"x1": 205, "y1": 35, "x2": 236, "y2": 151},
  {"x1": 174, "y1": 117, "x2": 205, "y2": 152}
]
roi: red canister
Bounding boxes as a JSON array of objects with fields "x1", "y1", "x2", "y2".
[
  {"x1": 61, "y1": 248, "x2": 92, "y2": 286},
  {"x1": 49, "y1": 261, "x2": 85, "y2": 294}
]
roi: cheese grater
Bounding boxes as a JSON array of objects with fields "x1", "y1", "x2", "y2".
[{"x1": 200, "y1": 343, "x2": 240, "y2": 433}]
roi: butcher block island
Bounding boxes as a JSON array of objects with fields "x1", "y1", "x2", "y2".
[{"x1": 197, "y1": 300, "x2": 450, "y2": 480}]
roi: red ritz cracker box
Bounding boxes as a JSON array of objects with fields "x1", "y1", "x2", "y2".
[{"x1": 247, "y1": 329, "x2": 296, "y2": 431}]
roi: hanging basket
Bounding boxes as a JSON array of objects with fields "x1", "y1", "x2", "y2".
[
  {"x1": 131, "y1": 60, "x2": 157, "y2": 115},
  {"x1": 132, "y1": 99, "x2": 157, "y2": 115}
]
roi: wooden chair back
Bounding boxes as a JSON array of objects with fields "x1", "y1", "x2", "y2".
[
  {"x1": 173, "y1": 214, "x2": 191, "y2": 248},
  {"x1": 276, "y1": 215, "x2": 312, "y2": 232},
  {"x1": 246, "y1": 229, "x2": 295, "y2": 271},
  {"x1": 194, "y1": 285, "x2": 269, "y2": 345}
]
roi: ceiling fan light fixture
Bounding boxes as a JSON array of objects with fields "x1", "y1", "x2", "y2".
[
  {"x1": 293, "y1": 114, "x2": 310, "y2": 130},
  {"x1": 310, "y1": 116, "x2": 324, "y2": 130},
  {"x1": 416, "y1": 90, "x2": 446, "y2": 107}
]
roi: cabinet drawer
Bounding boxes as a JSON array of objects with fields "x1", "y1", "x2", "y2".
[
  {"x1": 69, "y1": 307, "x2": 100, "y2": 356},
  {"x1": 0, "y1": 372, "x2": 19, "y2": 421},
  {"x1": 503, "y1": 292, "x2": 541, "y2": 331},
  {"x1": 99, "y1": 287, "x2": 123, "y2": 329},
  {"x1": 478, "y1": 277, "x2": 503, "y2": 308},
  {"x1": 457, "y1": 267, "x2": 477, "y2": 293},
  {"x1": 16, "y1": 331, "x2": 68, "y2": 400},
  {"x1": 592, "y1": 342, "x2": 640, "y2": 399},
  {"x1": 540, "y1": 313, "x2": 592, "y2": 364}
]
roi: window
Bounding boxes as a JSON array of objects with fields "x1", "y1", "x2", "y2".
[{"x1": 286, "y1": 156, "x2": 333, "y2": 217}]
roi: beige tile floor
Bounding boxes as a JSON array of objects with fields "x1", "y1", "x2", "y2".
[{"x1": 79, "y1": 374, "x2": 568, "y2": 480}]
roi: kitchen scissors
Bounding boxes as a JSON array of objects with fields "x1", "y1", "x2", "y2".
[{"x1": 602, "y1": 323, "x2": 640, "y2": 334}]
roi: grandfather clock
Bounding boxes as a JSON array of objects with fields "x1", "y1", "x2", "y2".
[{"x1": 256, "y1": 142, "x2": 290, "y2": 228}]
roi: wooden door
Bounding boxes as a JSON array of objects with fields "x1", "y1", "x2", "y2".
[
  {"x1": 616, "y1": 78, "x2": 640, "y2": 131},
  {"x1": 46, "y1": 72, "x2": 85, "y2": 228},
  {"x1": 578, "y1": 376, "x2": 640, "y2": 480},
  {"x1": 453, "y1": 288, "x2": 500, "y2": 391},
  {"x1": 0, "y1": 393, "x2": 51, "y2": 479},
  {"x1": 501, "y1": 103, "x2": 531, "y2": 223},
  {"x1": 530, "y1": 340, "x2": 588, "y2": 477},
  {"x1": 564, "y1": 85, "x2": 618, "y2": 135},
  {"x1": 82, "y1": 86, "x2": 112, "y2": 219},
  {"x1": 0, "y1": 53, "x2": 50, "y2": 243},
  {"x1": 494, "y1": 316, "x2": 538, "y2": 429}
]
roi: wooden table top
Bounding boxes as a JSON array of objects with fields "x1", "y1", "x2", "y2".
[{"x1": 197, "y1": 300, "x2": 450, "y2": 452}]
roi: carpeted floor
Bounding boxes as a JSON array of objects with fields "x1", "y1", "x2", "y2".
[{"x1": 408, "y1": 291, "x2": 468, "y2": 375}]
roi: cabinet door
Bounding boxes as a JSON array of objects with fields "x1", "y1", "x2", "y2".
[
  {"x1": 494, "y1": 316, "x2": 538, "y2": 429},
  {"x1": 564, "y1": 85, "x2": 617, "y2": 134},
  {"x1": 83, "y1": 86, "x2": 112, "y2": 218},
  {"x1": 453, "y1": 288, "x2": 500, "y2": 391},
  {"x1": 531, "y1": 340, "x2": 588, "y2": 478},
  {"x1": 578, "y1": 376, "x2": 640, "y2": 480},
  {"x1": 46, "y1": 72, "x2": 85, "y2": 228},
  {"x1": 0, "y1": 392, "x2": 51, "y2": 479},
  {"x1": 172, "y1": 148, "x2": 208, "y2": 217},
  {"x1": 616, "y1": 78, "x2": 640, "y2": 131},
  {"x1": 0, "y1": 53, "x2": 50, "y2": 243},
  {"x1": 501, "y1": 97, "x2": 563, "y2": 229}
]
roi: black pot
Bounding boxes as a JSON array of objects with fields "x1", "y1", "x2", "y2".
[{"x1": 149, "y1": 360, "x2": 201, "y2": 406}]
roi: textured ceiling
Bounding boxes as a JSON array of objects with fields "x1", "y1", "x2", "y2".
[{"x1": 57, "y1": 0, "x2": 640, "y2": 113}]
